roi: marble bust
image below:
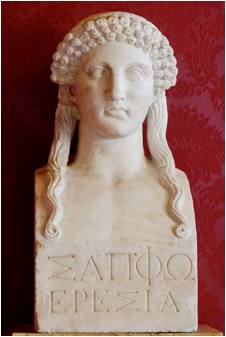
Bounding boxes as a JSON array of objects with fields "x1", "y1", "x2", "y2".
[{"x1": 34, "y1": 12, "x2": 197, "y2": 333}]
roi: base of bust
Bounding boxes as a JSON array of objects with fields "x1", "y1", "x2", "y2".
[{"x1": 11, "y1": 324, "x2": 223, "y2": 336}]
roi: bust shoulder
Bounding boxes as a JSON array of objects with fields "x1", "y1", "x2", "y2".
[
  {"x1": 35, "y1": 165, "x2": 47, "y2": 176},
  {"x1": 175, "y1": 168, "x2": 191, "y2": 188},
  {"x1": 146, "y1": 157, "x2": 192, "y2": 198},
  {"x1": 175, "y1": 168, "x2": 193, "y2": 206}
]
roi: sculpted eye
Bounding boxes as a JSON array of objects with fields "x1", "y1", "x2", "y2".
[
  {"x1": 89, "y1": 66, "x2": 107, "y2": 78},
  {"x1": 125, "y1": 67, "x2": 145, "y2": 81}
]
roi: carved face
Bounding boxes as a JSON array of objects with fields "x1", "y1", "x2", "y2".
[{"x1": 72, "y1": 41, "x2": 154, "y2": 138}]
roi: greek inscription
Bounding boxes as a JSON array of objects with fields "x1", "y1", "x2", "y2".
[
  {"x1": 160, "y1": 292, "x2": 180, "y2": 312},
  {"x1": 51, "y1": 290, "x2": 67, "y2": 313},
  {"x1": 80, "y1": 255, "x2": 102, "y2": 281},
  {"x1": 47, "y1": 255, "x2": 74, "y2": 281},
  {"x1": 145, "y1": 290, "x2": 151, "y2": 312},
  {"x1": 105, "y1": 253, "x2": 136, "y2": 281},
  {"x1": 165, "y1": 254, "x2": 192, "y2": 281},
  {"x1": 92, "y1": 290, "x2": 108, "y2": 312},
  {"x1": 135, "y1": 247, "x2": 161, "y2": 285},
  {"x1": 127, "y1": 253, "x2": 137, "y2": 280},
  {"x1": 46, "y1": 250, "x2": 194, "y2": 284},
  {"x1": 114, "y1": 291, "x2": 138, "y2": 312},
  {"x1": 48, "y1": 289, "x2": 187, "y2": 314},
  {"x1": 105, "y1": 253, "x2": 114, "y2": 281},
  {"x1": 74, "y1": 290, "x2": 87, "y2": 312}
]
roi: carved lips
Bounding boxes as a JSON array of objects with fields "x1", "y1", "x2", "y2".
[{"x1": 104, "y1": 105, "x2": 127, "y2": 119}]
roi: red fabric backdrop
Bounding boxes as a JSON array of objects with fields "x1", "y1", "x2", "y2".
[{"x1": 2, "y1": 1, "x2": 225, "y2": 334}]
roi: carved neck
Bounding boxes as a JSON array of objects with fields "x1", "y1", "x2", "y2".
[{"x1": 70, "y1": 122, "x2": 147, "y2": 183}]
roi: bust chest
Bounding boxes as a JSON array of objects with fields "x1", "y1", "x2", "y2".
[{"x1": 59, "y1": 169, "x2": 175, "y2": 246}]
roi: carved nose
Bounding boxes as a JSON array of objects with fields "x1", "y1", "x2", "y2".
[{"x1": 106, "y1": 75, "x2": 126, "y2": 101}]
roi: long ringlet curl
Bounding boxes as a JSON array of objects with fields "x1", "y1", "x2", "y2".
[
  {"x1": 45, "y1": 12, "x2": 189, "y2": 239},
  {"x1": 44, "y1": 86, "x2": 79, "y2": 239},
  {"x1": 147, "y1": 90, "x2": 190, "y2": 238}
]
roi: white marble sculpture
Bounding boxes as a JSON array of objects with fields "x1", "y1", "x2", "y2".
[{"x1": 34, "y1": 12, "x2": 197, "y2": 333}]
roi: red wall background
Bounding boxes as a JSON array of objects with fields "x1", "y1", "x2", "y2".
[{"x1": 2, "y1": 1, "x2": 225, "y2": 334}]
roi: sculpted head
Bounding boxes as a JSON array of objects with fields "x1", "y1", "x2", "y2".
[
  {"x1": 50, "y1": 12, "x2": 178, "y2": 141},
  {"x1": 45, "y1": 12, "x2": 190, "y2": 240},
  {"x1": 50, "y1": 12, "x2": 177, "y2": 98}
]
